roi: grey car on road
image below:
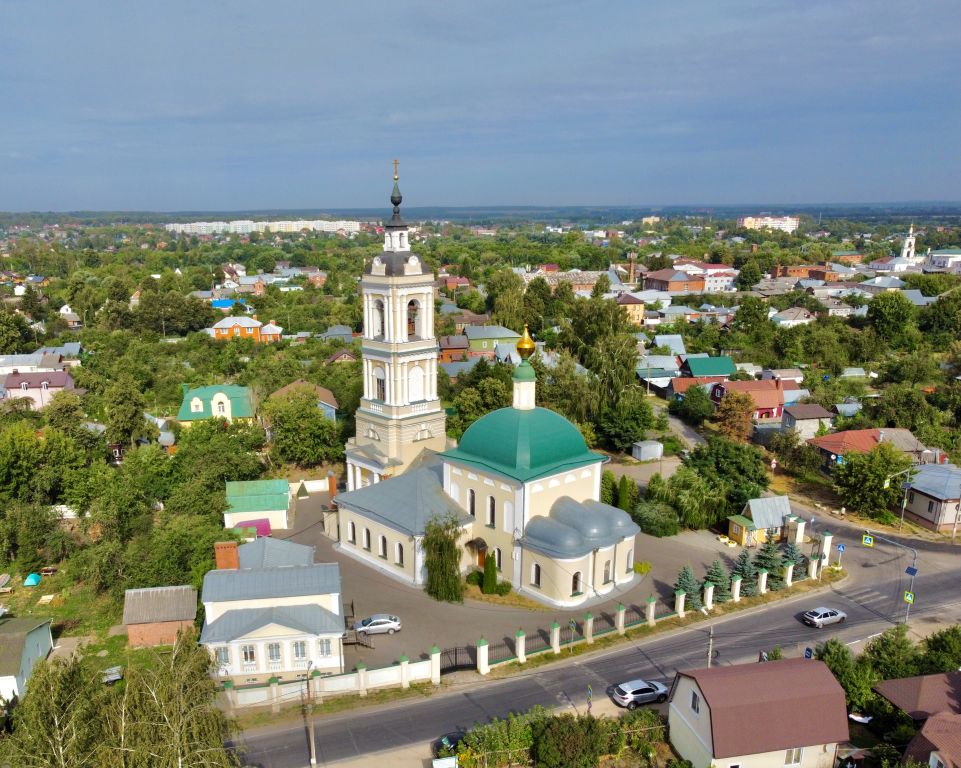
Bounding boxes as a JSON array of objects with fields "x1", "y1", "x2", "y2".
[
  {"x1": 610, "y1": 679, "x2": 669, "y2": 709},
  {"x1": 802, "y1": 607, "x2": 847, "y2": 628},
  {"x1": 353, "y1": 614, "x2": 402, "y2": 635}
]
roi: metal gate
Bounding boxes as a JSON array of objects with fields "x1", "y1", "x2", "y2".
[{"x1": 440, "y1": 646, "x2": 477, "y2": 674}]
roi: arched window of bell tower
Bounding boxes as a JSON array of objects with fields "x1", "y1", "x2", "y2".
[
  {"x1": 372, "y1": 299, "x2": 385, "y2": 339},
  {"x1": 406, "y1": 299, "x2": 422, "y2": 340}
]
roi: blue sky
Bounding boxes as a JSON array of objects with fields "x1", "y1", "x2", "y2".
[{"x1": 1, "y1": 0, "x2": 959, "y2": 211}]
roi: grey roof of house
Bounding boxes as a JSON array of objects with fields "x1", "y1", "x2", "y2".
[
  {"x1": 833, "y1": 402, "x2": 863, "y2": 417},
  {"x1": 0, "y1": 617, "x2": 52, "y2": 676},
  {"x1": 238, "y1": 537, "x2": 315, "y2": 569},
  {"x1": 199, "y1": 604, "x2": 343, "y2": 644},
  {"x1": 202, "y1": 563, "x2": 341, "y2": 604},
  {"x1": 901, "y1": 289, "x2": 939, "y2": 307},
  {"x1": 637, "y1": 355, "x2": 679, "y2": 372},
  {"x1": 464, "y1": 325, "x2": 519, "y2": 340},
  {"x1": 522, "y1": 497, "x2": 639, "y2": 559},
  {"x1": 654, "y1": 334, "x2": 686, "y2": 355},
  {"x1": 335, "y1": 461, "x2": 471, "y2": 536},
  {"x1": 37, "y1": 342, "x2": 81, "y2": 358},
  {"x1": 908, "y1": 464, "x2": 961, "y2": 501},
  {"x1": 123, "y1": 586, "x2": 197, "y2": 625},
  {"x1": 841, "y1": 367, "x2": 867, "y2": 378},
  {"x1": 441, "y1": 359, "x2": 482, "y2": 378},
  {"x1": 745, "y1": 496, "x2": 793, "y2": 529},
  {"x1": 495, "y1": 343, "x2": 521, "y2": 364},
  {"x1": 661, "y1": 305, "x2": 697, "y2": 315}
]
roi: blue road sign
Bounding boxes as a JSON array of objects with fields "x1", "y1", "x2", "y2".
[
  {"x1": 804, "y1": 647, "x2": 813, "y2": 659},
  {"x1": 862, "y1": 534, "x2": 874, "y2": 547},
  {"x1": 837, "y1": 543, "x2": 846, "y2": 553},
  {"x1": 905, "y1": 566, "x2": 918, "y2": 577}
]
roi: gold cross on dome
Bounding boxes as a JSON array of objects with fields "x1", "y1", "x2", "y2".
[{"x1": 393, "y1": 159, "x2": 399, "y2": 181}]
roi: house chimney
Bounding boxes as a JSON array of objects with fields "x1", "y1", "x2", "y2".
[
  {"x1": 252, "y1": 314, "x2": 258, "y2": 321},
  {"x1": 214, "y1": 541, "x2": 239, "y2": 570},
  {"x1": 878, "y1": 430, "x2": 884, "y2": 443},
  {"x1": 327, "y1": 470, "x2": 337, "y2": 497}
]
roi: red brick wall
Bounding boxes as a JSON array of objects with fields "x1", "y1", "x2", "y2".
[{"x1": 127, "y1": 620, "x2": 195, "y2": 647}]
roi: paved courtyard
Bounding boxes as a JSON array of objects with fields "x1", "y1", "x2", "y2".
[{"x1": 279, "y1": 491, "x2": 739, "y2": 670}]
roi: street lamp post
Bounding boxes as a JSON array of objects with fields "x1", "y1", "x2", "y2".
[
  {"x1": 883, "y1": 467, "x2": 917, "y2": 532},
  {"x1": 305, "y1": 661, "x2": 317, "y2": 765}
]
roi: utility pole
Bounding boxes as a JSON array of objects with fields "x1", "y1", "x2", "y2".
[
  {"x1": 706, "y1": 625, "x2": 714, "y2": 669},
  {"x1": 305, "y1": 661, "x2": 317, "y2": 765}
]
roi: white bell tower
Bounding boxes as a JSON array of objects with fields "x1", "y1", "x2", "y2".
[{"x1": 344, "y1": 164, "x2": 447, "y2": 489}]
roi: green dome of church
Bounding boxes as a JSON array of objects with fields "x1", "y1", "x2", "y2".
[{"x1": 442, "y1": 406, "x2": 601, "y2": 482}]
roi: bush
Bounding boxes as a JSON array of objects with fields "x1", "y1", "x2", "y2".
[
  {"x1": 633, "y1": 560, "x2": 651, "y2": 576},
  {"x1": 495, "y1": 580, "x2": 512, "y2": 596},
  {"x1": 632, "y1": 501, "x2": 679, "y2": 537},
  {"x1": 482, "y1": 555, "x2": 498, "y2": 594},
  {"x1": 465, "y1": 570, "x2": 483, "y2": 587}
]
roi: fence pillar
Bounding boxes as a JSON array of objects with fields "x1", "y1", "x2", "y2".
[
  {"x1": 807, "y1": 556, "x2": 818, "y2": 580},
  {"x1": 758, "y1": 569, "x2": 768, "y2": 595},
  {"x1": 584, "y1": 613, "x2": 594, "y2": 645},
  {"x1": 477, "y1": 638, "x2": 490, "y2": 675},
  {"x1": 731, "y1": 575, "x2": 742, "y2": 603},
  {"x1": 616, "y1": 603, "x2": 626, "y2": 635},
  {"x1": 675, "y1": 590, "x2": 686, "y2": 619},
  {"x1": 399, "y1": 655, "x2": 410, "y2": 689},
  {"x1": 550, "y1": 622, "x2": 561, "y2": 654},
  {"x1": 820, "y1": 531, "x2": 833, "y2": 572},
  {"x1": 221, "y1": 681, "x2": 236, "y2": 713},
  {"x1": 356, "y1": 663, "x2": 368, "y2": 697},
  {"x1": 270, "y1": 678, "x2": 280, "y2": 713},
  {"x1": 310, "y1": 671, "x2": 322, "y2": 703},
  {"x1": 784, "y1": 562, "x2": 794, "y2": 588},
  {"x1": 515, "y1": 630, "x2": 526, "y2": 664},
  {"x1": 646, "y1": 596, "x2": 656, "y2": 627},
  {"x1": 703, "y1": 582, "x2": 715, "y2": 611},
  {"x1": 429, "y1": 645, "x2": 441, "y2": 685}
]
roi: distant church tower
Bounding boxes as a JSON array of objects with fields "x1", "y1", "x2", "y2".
[
  {"x1": 344, "y1": 164, "x2": 447, "y2": 490},
  {"x1": 900, "y1": 224, "x2": 917, "y2": 261}
]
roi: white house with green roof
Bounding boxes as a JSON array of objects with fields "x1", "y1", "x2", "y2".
[
  {"x1": 224, "y1": 479, "x2": 293, "y2": 531},
  {"x1": 177, "y1": 384, "x2": 255, "y2": 426},
  {"x1": 335, "y1": 326, "x2": 640, "y2": 608}
]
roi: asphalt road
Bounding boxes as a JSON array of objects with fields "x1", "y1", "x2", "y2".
[{"x1": 234, "y1": 536, "x2": 961, "y2": 768}]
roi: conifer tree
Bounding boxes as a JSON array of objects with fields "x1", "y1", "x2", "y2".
[
  {"x1": 704, "y1": 559, "x2": 731, "y2": 603},
  {"x1": 754, "y1": 538, "x2": 785, "y2": 590},
  {"x1": 730, "y1": 549, "x2": 758, "y2": 596},
  {"x1": 782, "y1": 541, "x2": 806, "y2": 572},
  {"x1": 673, "y1": 565, "x2": 703, "y2": 610},
  {"x1": 600, "y1": 469, "x2": 617, "y2": 506},
  {"x1": 617, "y1": 475, "x2": 639, "y2": 512},
  {"x1": 482, "y1": 552, "x2": 498, "y2": 594}
]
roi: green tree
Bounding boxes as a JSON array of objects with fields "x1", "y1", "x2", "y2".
[
  {"x1": 673, "y1": 565, "x2": 703, "y2": 610},
  {"x1": 590, "y1": 273, "x2": 611, "y2": 298},
  {"x1": 730, "y1": 549, "x2": 758, "y2": 597},
  {"x1": 863, "y1": 624, "x2": 920, "y2": 681},
  {"x1": 599, "y1": 469, "x2": 617, "y2": 506},
  {"x1": 713, "y1": 390, "x2": 754, "y2": 442},
  {"x1": 684, "y1": 436, "x2": 769, "y2": 514},
  {"x1": 704, "y1": 559, "x2": 731, "y2": 602},
  {"x1": 482, "y1": 552, "x2": 497, "y2": 595},
  {"x1": 597, "y1": 389, "x2": 653, "y2": 452},
  {"x1": 867, "y1": 291, "x2": 916, "y2": 342},
  {"x1": 531, "y1": 713, "x2": 606, "y2": 768},
  {"x1": 753, "y1": 539, "x2": 785, "y2": 590},
  {"x1": 670, "y1": 385, "x2": 714, "y2": 426},
  {"x1": 781, "y1": 541, "x2": 806, "y2": 572},
  {"x1": 918, "y1": 625, "x2": 961, "y2": 674},
  {"x1": 736, "y1": 260, "x2": 762, "y2": 290},
  {"x1": 616, "y1": 475, "x2": 639, "y2": 512},
  {"x1": 832, "y1": 442, "x2": 911, "y2": 521},
  {"x1": 815, "y1": 638, "x2": 878, "y2": 711},
  {"x1": 263, "y1": 389, "x2": 342, "y2": 467},
  {"x1": 631, "y1": 501, "x2": 679, "y2": 537},
  {"x1": 104, "y1": 376, "x2": 147, "y2": 447},
  {"x1": 423, "y1": 513, "x2": 465, "y2": 603},
  {"x1": 732, "y1": 295, "x2": 769, "y2": 333}
]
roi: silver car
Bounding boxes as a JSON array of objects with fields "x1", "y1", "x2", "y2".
[
  {"x1": 610, "y1": 679, "x2": 668, "y2": 709},
  {"x1": 353, "y1": 614, "x2": 402, "y2": 635},
  {"x1": 802, "y1": 607, "x2": 847, "y2": 628}
]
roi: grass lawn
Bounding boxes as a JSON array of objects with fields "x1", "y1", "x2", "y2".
[{"x1": 1, "y1": 571, "x2": 121, "y2": 638}]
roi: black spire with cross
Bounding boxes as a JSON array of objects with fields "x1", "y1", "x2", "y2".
[{"x1": 388, "y1": 159, "x2": 405, "y2": 228}]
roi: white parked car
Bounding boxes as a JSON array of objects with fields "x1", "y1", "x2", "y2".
[
  {"x1": 610, "y1": 679, "x2": 669, "y2": 709},
  {"x1": 353, "y1": 614, "x2": 402, "y2": 635},
  {"x1": 802, "y1": 607, "x2": 847, "y2": 628}
]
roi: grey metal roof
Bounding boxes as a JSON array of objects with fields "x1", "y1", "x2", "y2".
[
  {"x1": 654, "y1": 334, "x2": 686, "y2": 355},
  {"x1": 907, "y1": 464, "x2": 960, "y2": 501},
  {"x1": 744, "y1": 496, "x2": 793, "y2": 529},
  {"x1": 833, "y1": 402, "x2": 862, "y2": 417},
  {"x1": 783, "y1": 404, "x2": 834, "y2": 421},
  {"x1": 335, "y1": 462, "x2": 471, "y2": 536},
  {"x1": 0, "y1": 618, "x2": 52, "y2": 676},
  {"x1": 123, "y1": 586, "x2": 197, "y2": 625},
  {"x1": 238, "y1": 538, "x2": 315, "y2": 569},
  {"x1": 202, "y1": 563, "x2": 341, "y2": 604},
  {"x1": 464, "y1": 325, "x2": 520, "y2": 341},
  {"x1": 522, "y1": 497, "x2": 639, "y2": 559},
  {"x1": 637, "y1": 355, "x2": 680, "y2": 372},
  {"x1": 200, "y1": 604, "x2": 343, "y2": 644},
  {"x1": 440, "y1": 359, "x2": 481, "y2": 378}
]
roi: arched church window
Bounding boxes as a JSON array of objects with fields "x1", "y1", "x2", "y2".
[
  {"x1": 408, "y1": 365, "x2": 424, "y2": 402},
  {"x1": 468, "y1": 489, "x2": 476, "y2": 517},
  {"x1": 378, "y1": 535, "x2": 387, "y2": 558},
  {"x1": 625, "y1": 549, "x2": 634, "y2": 572},
  {"x1": 362, "y1": 529, "x2": 371, "y2": 551},
  {"x1": 572, "y1": 571, "x2": 583, "y2": 596},
  {"x1": 531, "y1": 563, "x2": 541, "y2": 588},
  {"x1": 407, "y1": 300, "x2": 419, "y2": 340},
  {"x1": 487, "y1": 496, "x2": 496, "y2": 528},
  {"x1": 603, "y1": 560, "x2": 612, "y2": 584},
  {"x1": 395, "y1": 543, "x2": 404, "y2": 566},
  {"x1": 494, "y1": 547, "x2": 502, "y2": 571},
  {"x1": 373, "y1": 299, "x2": 385, "y2": 339},
  {"x1": 374, "y1": 367, "x2": 386, "y2": 402}
]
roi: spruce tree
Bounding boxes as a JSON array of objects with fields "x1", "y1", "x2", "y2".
[
  {"x1": 730, "y1": 549, "x2": 758, "y2": 596},
  {"x1": 482, "y1": 552, "x2": 497, "y2": 594},
  {"x1": 617, "y1": 475, "x2": 639, "y2": 512},
  {"x1": 704, "y1": 559, "x2": 731, "y2": 603},
  {"x1": 754, "y1": 539, "x2": 785, "y2": 590},
  {"x1": 673, "y1": 565, "x2": 703, "y2": 610},
  {"x1": 782, "y1": 542, "x2": 806, "y2": 573},
  {"x1": 600, "y1": 469, "x2": 617, "y2": 506}
]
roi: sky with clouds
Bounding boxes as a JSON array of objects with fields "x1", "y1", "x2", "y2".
[{"x1": 1, "y1": 0, "x2": 959, "y2": 211}]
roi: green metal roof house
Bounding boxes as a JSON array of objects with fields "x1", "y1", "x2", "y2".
[
  {"x1": 224, "y1": 479, "x2": 292, "y2": 531},
  {"x1": 177, "y1": 384, "x2": 255, "y2": 425},
  {"x1": 682, "y1": 355, "x2": 736, "y2": 377}
]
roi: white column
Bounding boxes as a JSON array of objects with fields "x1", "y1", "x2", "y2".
[
  {"x1": 347, "y1": 462, "x2": 355, "y2": 491},
  {"x1": 384, "y1": 293, "x2": 393, "y2": 341},
  {"x1": 363, "y1": 295, "x2": 370, "y2": 337}
]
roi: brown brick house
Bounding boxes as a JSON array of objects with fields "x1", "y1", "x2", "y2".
[{"x1": 123, "y1": 585, "x2": 197, "y2": 647}]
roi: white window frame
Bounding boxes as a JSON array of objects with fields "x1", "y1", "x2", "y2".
[
  {"x1": 214, "y1": 647, "x2": 229, "y2": 666},
  {"x1": 267, "y1": 642, "x2": 281, "y2": 662},
  {"x1": 346, "y1": 521, "x2": 355, "y2": 544},
  {"x1": 784, "y1": 748, "x2": 802, "y2": 766},
  {"x1": 293, "y1": 640, "x2": 307, "y2": 660},
  {"x1": 690, "y1": 690, "x2": 700, "y2": 714},
  {"x1": 242, "y1": 645, "x2": 256, "y2": 664},
  {"x1": 318, "y1": 638, "x2": 332, "y2": 656}
]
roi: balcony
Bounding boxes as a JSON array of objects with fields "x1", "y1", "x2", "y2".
[
  {"x1": 267, "y1": 661, "x2": 283, "y2": 672},
  {"x1": 242, "y1": 662, "x2": 257, "y2": 673},
  {"x1": 293, "y1": 659, "x2": 310, "y2": 670}
]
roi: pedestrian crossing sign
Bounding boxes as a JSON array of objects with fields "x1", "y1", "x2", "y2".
[
  {"x1": 862, "y1": 534, "x2": 874, "y2": 547},
  {"x1": 904, "y1": 591, "x2": 914, "y2": 604}
]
